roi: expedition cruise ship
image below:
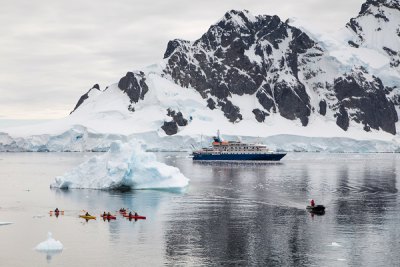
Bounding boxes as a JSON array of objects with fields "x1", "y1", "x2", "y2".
[{"x1": 192, "y1": 132, "x2": 286, "y2": 161}]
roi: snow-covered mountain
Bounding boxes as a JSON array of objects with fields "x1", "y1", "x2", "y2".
[
  {"x1": 347, "y1": 0, "x2": 400, "y2": 73},
  {"x1": 1, "y1": 0, "x2": 400, "y2": 152},
  {"x1": 346, "y1": 0, "x2": 400, "y2": 104}
]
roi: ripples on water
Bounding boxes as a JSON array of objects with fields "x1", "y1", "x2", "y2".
[{"x1": 0, "y1": 152, "x2": 399, "y2": 266}]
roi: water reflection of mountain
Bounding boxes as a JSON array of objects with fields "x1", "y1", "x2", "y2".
[
  {"x1": 334, "y1": 156, "x2": 399, "y2": 266},
  {"x1": 163, "y1": 161, "x2": 316, "y2": 266},
  {"x1": 335, "y1": 157, "x2": 398, "y2": 225}
]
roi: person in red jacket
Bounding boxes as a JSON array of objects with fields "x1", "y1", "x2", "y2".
[{"x1": 310, "y1": 199, "x2": 315, "y2": 207}]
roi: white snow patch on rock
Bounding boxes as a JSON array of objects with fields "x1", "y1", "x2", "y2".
[{"x1": 51, "y1": 140, "x2": 189, "y2": 190}]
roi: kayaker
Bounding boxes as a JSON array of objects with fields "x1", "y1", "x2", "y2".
[
  {"x1": 85, "y1": 212, "x2": 90, "y2": 216},
  {"x1": 107, "y1": 212, "x2": 111, "y2": 216},
  {"x1": 134, "y1": 212, "x2": 138, "y2": 216},
  {"x1": 129, "y1": 212, "x2": 132, "y2": 217},
  {"x1": 103, "y1": 211, "x2": 106, "y2": 217},
  {"x1": 54, "y1": 208, "x2": 59, "y2": 212},
  {"x1": 310, "y1": 199, "x2": 315, "y2": 207}
]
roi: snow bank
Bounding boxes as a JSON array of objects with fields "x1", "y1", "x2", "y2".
[
  {"x1": 35, "y1": 232, "x2": 63, "y2": 251},
  {"x1": 0, "y1": 125, "x2": 126, "y2": 152},
  {"x1": 51, "y1": 141, "x2": 189, "y2": 190}
]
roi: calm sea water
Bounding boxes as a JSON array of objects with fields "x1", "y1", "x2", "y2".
[{"x1": 0, "y1": 152, "x2": 399, "y2": 266}]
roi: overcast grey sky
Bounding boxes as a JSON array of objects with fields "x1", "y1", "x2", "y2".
[{"x1": 0, "y1": 0, "x2": 364, "y2": 119}]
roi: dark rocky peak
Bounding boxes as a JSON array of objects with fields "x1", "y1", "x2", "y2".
[
  {"x1": 347, "y1": 0, "x2": 400, "y2": 69},
  {"x1": 348, "y1": 0, "x2": 400, "y2": 35},
  {"x1": 118, "y1": 71, "x2": 149, "y2": 104},
  {"x1": 215, "y1": 10, "x2": 257, "y2": 31},
  {"x1": 163, "y1": 39, "x2": 191, "y2": 59},
  {"x1": 163, "y1": 10, "x2": 318, "y2": 125},
  {"x1": 359, "y1": 0, "x2": 400, "y2": 14},
  {"x1": 70, "y1": 84, "x2": 100, "y2": 114}
]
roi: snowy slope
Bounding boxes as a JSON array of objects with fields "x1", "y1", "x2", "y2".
[
  {"x1": 2, "y1": 72, "x2": 396, "y2": 140},
  {"x1": 345, "y1": 0, "x2": 400, "y2": 100}
]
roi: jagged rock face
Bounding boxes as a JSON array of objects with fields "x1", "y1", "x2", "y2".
[
  {"x1": 218, "y1": 100, "x2": 242, "y2": 123},
  {"x1": 335, "y1": 105, "x2": 350, "y2": 131},
  {"x1": 70, "y1": 84, "x2": 100, "y2": 114},
  {"x1": 347, "y1": 0, "x2": 400, "y2": 69},
  {"x1": 163, "y1": 10, "x2": 316, "y2": 125},
  {"x1": 118, "y1": 71, "x2": 149, "y2": 103},
  {"x1": 319, "y1": 100, "x2": 327, "y2": 116},
  {"x1": 166, "y1": 108, "x2": 188, "y2": 127},
  {"x1": 207, "y1": 98, "x2": 216, "y2": 110},
  {"x1": 160, "y1": 109, "x2": 189, "y2": 135},
  {"x1": 161, "y1": 121, "x2": 178, "y2": 135},
  {"x1": 333, "y1": 70, "x2": 398, "y2": 134},
  {"x1": 252, "y1": 109, "x2": 268, "y2": 122},
  {"x1": 160, "y1": 8, "x2": 398, "y2": 134}
]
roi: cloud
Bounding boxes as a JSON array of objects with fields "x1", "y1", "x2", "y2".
[{"x1": 0, "y1": 0, "x2": 365, "y2": 119}]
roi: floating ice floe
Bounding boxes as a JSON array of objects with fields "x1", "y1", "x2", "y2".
[
  {"x1": 51, "y1": 141, "x2": 189, "y2": 190},
  {"x1": 328, "y1": 242, "x2": 342, "y2": 247},
  {"x1": 0, "y1": 222, "x2": 13, "y2": 226},
  {"x1": 35, "y1": 232, "x2": 63, "y2": 251}
]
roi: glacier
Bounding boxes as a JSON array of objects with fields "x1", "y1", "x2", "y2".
[
  {"x1": 1, "y1": 125, "x2": 400, "y2": 153},
  {"x1": 50, "y1": 140, "x2": 189, "y2": 190}
]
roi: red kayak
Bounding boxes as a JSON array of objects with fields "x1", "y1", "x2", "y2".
[
  {"x1": 101, "y1": 214, "x2": 116, "y2": 220},
  {"x1": 49, "y1": 211, "x2": 64, "y2": 216},
  {"x1": 123, "y1": 214, "x2": 146, "y2": 220}
]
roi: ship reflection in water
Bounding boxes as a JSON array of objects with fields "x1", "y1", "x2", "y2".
[{"x1": 162, "y1": 152, "x2": 400, "y2": 266}]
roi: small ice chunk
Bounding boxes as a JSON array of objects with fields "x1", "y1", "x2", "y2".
[
  {"x1": 0, "y1": 222, "x2": 13, "y2": 226},
  {"x1": 35, "y1": 232, "x2": 63, "y2": 251},
  {"x1": 329, "y1": 242, "x2": 342, "y2": 247}
]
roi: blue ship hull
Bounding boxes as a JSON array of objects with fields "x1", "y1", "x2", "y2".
[{"x1": 192, "y1": 153, "x2": 286, "y2": 161}]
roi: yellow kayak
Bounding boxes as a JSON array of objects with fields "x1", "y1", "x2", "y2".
[{"x1": 79, "y1": 215, "x2": 96, "y2": 220}]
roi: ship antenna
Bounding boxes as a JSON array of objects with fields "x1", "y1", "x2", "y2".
[{"x1": 190, "y1": 144, "x2": 196, "y2": 151}]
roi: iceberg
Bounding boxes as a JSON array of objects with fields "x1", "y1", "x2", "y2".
[
  {"x1": 328, "y1": 242, "x2": 342, "y2": 247},
  {"x1": 35, "y1": 232, "x2": 63, "y2": 251},
  {"x1": 51, "y1": 141, "x2": 189, "y2": 190}
]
